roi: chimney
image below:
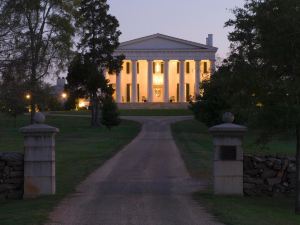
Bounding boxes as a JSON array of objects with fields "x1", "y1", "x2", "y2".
[
  {"x1": 206, "y1": 34, "x2": 213, "y2": 46},
  {"x1": 57, "y1": 77, "x2": 66, "y2": 88}
]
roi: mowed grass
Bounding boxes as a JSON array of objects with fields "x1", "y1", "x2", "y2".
[
  {"x1": 0, "y1": 114, "x2": 141, "y2": 225},
  {"x1": 120, "y1": 109, "x2": 192, "y2": 116},
  {"x1": 171, "y1": 119, "x2": 300, "y2": 225},
  {"x1": 49, "y1": 108, "x2": 192, "y2": 117}
]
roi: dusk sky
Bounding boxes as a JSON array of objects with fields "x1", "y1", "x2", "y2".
[{"x1": 107, "y1": 0, "x2": 245, "y2": 59}]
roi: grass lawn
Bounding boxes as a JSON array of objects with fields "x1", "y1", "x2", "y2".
[
  {"x1": 49, "y1": 108, "x2": 192, "y2": 117},
  {"x1": 119, "y1": 109, "x2": 192, "y2": 116},
  {"x1": 0, "y1": 114, "x2": 141, "y2": 225},
  {"x1": 171, "y1": 119, "x2": 300, "y2": 225}
]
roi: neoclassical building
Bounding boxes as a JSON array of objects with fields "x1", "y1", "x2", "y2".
[{"x1": 106, "y1": 33, "x2": 217, "y2": 103}]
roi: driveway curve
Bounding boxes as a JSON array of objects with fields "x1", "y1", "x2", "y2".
[{"x1": 47, "y1": 116, "x2": 223, "y2": 225}]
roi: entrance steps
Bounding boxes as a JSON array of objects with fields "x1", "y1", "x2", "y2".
[{"x1": 117, "y1": 102, "x2": 189, "y2": 109}]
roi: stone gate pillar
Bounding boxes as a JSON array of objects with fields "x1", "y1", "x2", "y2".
[
  {"x1": 209, "y1": 112, "x2": 247, "y2": 195},
  {"x1": 20, "y1": 113, "x2": 59, "y2": 198}
]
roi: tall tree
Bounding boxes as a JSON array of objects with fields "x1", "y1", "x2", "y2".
[
  {"x1": 0, "y1": 0, "x2": 76, "y2": 123},
  {"x1": 0, "y1": 61, "x2": 27, "y2": 126},
  {"x1": 0, "y1": 0, "x2": 16, "y2": 69},
  {"x1": 209, "y1": 0, "x2": 300, "y2": 213},
  {"x1": 75, "y1": 0, "x2": 124, "y2": 127}
]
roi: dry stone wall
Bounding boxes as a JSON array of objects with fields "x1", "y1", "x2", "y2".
[
  {"x1": 244, "y1": 155, "x2": 296, "y2": 196},
  {"x1": 0, "y1": 152, "x2": 24, "y2": 199}
]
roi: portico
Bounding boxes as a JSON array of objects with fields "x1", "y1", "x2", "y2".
[{"x1": 106, "y1": 33, "x2": 217, "y2": 103}]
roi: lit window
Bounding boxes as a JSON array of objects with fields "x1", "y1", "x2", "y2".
[
  {"x1": 126, "y1": 62, "x2": 130, "y2": 74},
  {"x1": 153, "y1": 75, "x2": 163, "y2": 85},
  {"x1": 155, "y1": 62, "x2": 160, "y2": 73},
  {"x1": 161, "y1": 62, "x2": 164, "y2": 73},
  {"x1": 204, "y1": 62, "x2": 208, "y2": 73},
  {"x1": 186, "y1": 62, "x2": 190, "y2": 74}
]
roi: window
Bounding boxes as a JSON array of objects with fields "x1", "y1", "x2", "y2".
[
  {"x1": 137, "y1": 84, "x2": 140, "y2": 102},
  {"x1": 186, "y1": 62, "x2": 190, "y2": 74},
  {"x1": 161, "y1": 62, "x2": 164, "y2": 73},
  {"x1": 153, "y1": 62, "x2": 163, "y2": 74},
  {"x1": 137, "y1": 62, "x2": 139, "y2": 74},
  {"x1": 177, "y1": 62, "x2": 180, "y2": 74},
  {"x1": 186, "y1": 83, "x2": 191, "y2": 102},
  {"x1": 126, "y1": 84, "x2": 130, "y2": 102},
  {"x1": 153, "y1": 62, "x2": 155, "y2": 74},
  {"x1": 204, "y1": 62, "x2": 208, "y2": 73},
  {"x1": 126, "y1": 62, "x2": 130, "y2": 74}
]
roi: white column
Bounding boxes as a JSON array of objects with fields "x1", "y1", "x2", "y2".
[
  {"x1": 147, "y1": 60, "x2": 153, "y2": 102},
  {"x1": 116, "y1": 70, "x2": 122, "y2": 103},
  {"x1": 164, "y1": 60, "x2": 169, "y2": 103},
  {"x1": 179, "y1": 60, "x2": 185, "y2": 102},
  {"x1": 131, "y1": 60, "x2": 137, "y2": 103},
  {"x1": 195, "y1": 60, "x2": 201, "y2": 96}
]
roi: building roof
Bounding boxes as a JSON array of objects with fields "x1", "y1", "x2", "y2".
[{"x1": 116, "y1": 33, "x2": 218, "y2": 52}]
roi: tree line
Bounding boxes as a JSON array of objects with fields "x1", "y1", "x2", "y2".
[
  {"x1": 0, "y1": 0, "x2": 122, "y2": 128},
  {"x1": 190, "y1": 0, "x2": 300, "y2": 214}
]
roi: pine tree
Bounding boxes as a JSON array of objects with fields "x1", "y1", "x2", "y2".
[
  {"x1": 76, "y1": 0, "x2": 124, "y2": 127},
  {"x1": 101, "y1": 94, "x2": 121, "y2": 129}
]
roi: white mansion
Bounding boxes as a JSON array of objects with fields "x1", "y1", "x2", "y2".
[{"x1": 106, "y1": 33, "x2": 217, "y2": 103}]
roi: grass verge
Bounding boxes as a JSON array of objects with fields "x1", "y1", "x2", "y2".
[
  {"x1": 49, "y1": 109, "x2": 192, "y2": 117},
  {"x1": 0, "y1": 114, "x2": 141, "y2": 225},
  {"x1": 171, "y1": 119, "x2": 300, "y2": 225}
]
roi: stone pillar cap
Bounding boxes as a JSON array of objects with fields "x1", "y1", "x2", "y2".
[
  {"x1": 20, "y1": 124, "x2": 59, "y2": 134},
  {"x1": 209, "y1": 123, "x2": 247, "y2": 136}
]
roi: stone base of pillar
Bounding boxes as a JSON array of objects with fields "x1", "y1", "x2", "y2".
[{"x1": 20, "y1": 113, "x2": 59, "y2": 198}]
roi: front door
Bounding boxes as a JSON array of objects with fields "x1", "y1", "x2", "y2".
[{"x1": 153, "y1": 86, "x2": 163, "y2": 102}]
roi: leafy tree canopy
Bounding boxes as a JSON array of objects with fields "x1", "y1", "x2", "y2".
[
  {"x1": 0, "y1": 0, "x2": 76, "y2": 122},
  {"x1": 192, "y1": 0, "x2": 300, "y2": 213},
  {"x1": 67, "y1": 0, "x2": 123, "y2": 127}
]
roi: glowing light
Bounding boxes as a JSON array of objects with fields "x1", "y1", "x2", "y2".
[
  {"x1": 78, "y1": 98, "x2": 89, "y2": 109},
  {"x1": 201, "y1": 73, "x2": 211, "y2": 81},
  {"x1": 154, "y1": 88, "x2": 162, "y2": 97},
  {"x1": 78, "y1": 101, "x2": 86, "y2": 108},
  {"x1": 61, "y1": 92, "x2": 67, "y2": 99},
  {"x1": 155, "y1": 63, "x2": 160, "y2": 73},
  {"x1": 200, "y1": 89, "x2": 204, "y2": 97},
  {"x1": 256, "y1": 102, "x2": 263, "y2": 107},
  {"x1": 153, "y1": 75, "x2": 163, "y2": 85},
  {"x1": 25, "y1": 94, "x2": 31, "y2": 100}
]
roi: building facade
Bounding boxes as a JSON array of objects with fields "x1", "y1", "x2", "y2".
[{"x1": 106, "y1": 33, "x2": 217, "y2": 103}]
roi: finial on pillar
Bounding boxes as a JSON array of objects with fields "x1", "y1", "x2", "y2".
[
  {"x1": 33, "y1": 112, "x2": 46, "y2": 124},
  {"x1": 222, "y1": 112, "x2": 234, "y2": 123}
]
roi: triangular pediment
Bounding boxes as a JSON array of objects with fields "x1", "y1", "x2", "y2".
[{"x1": 117, "y1": 33, "x2": 216, "y2": 51}]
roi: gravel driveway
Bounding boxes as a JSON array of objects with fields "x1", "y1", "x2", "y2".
[{"x1": 46, "y1": 116, "x2": 223, "y2": 225}]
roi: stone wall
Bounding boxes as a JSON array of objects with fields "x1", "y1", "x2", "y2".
[
  {"x1": 0, "y1": 153, "x2": 24, "y2": 199},
  {"x1": 244, "y1": 155, "x2": 296, "y2": 196}
]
